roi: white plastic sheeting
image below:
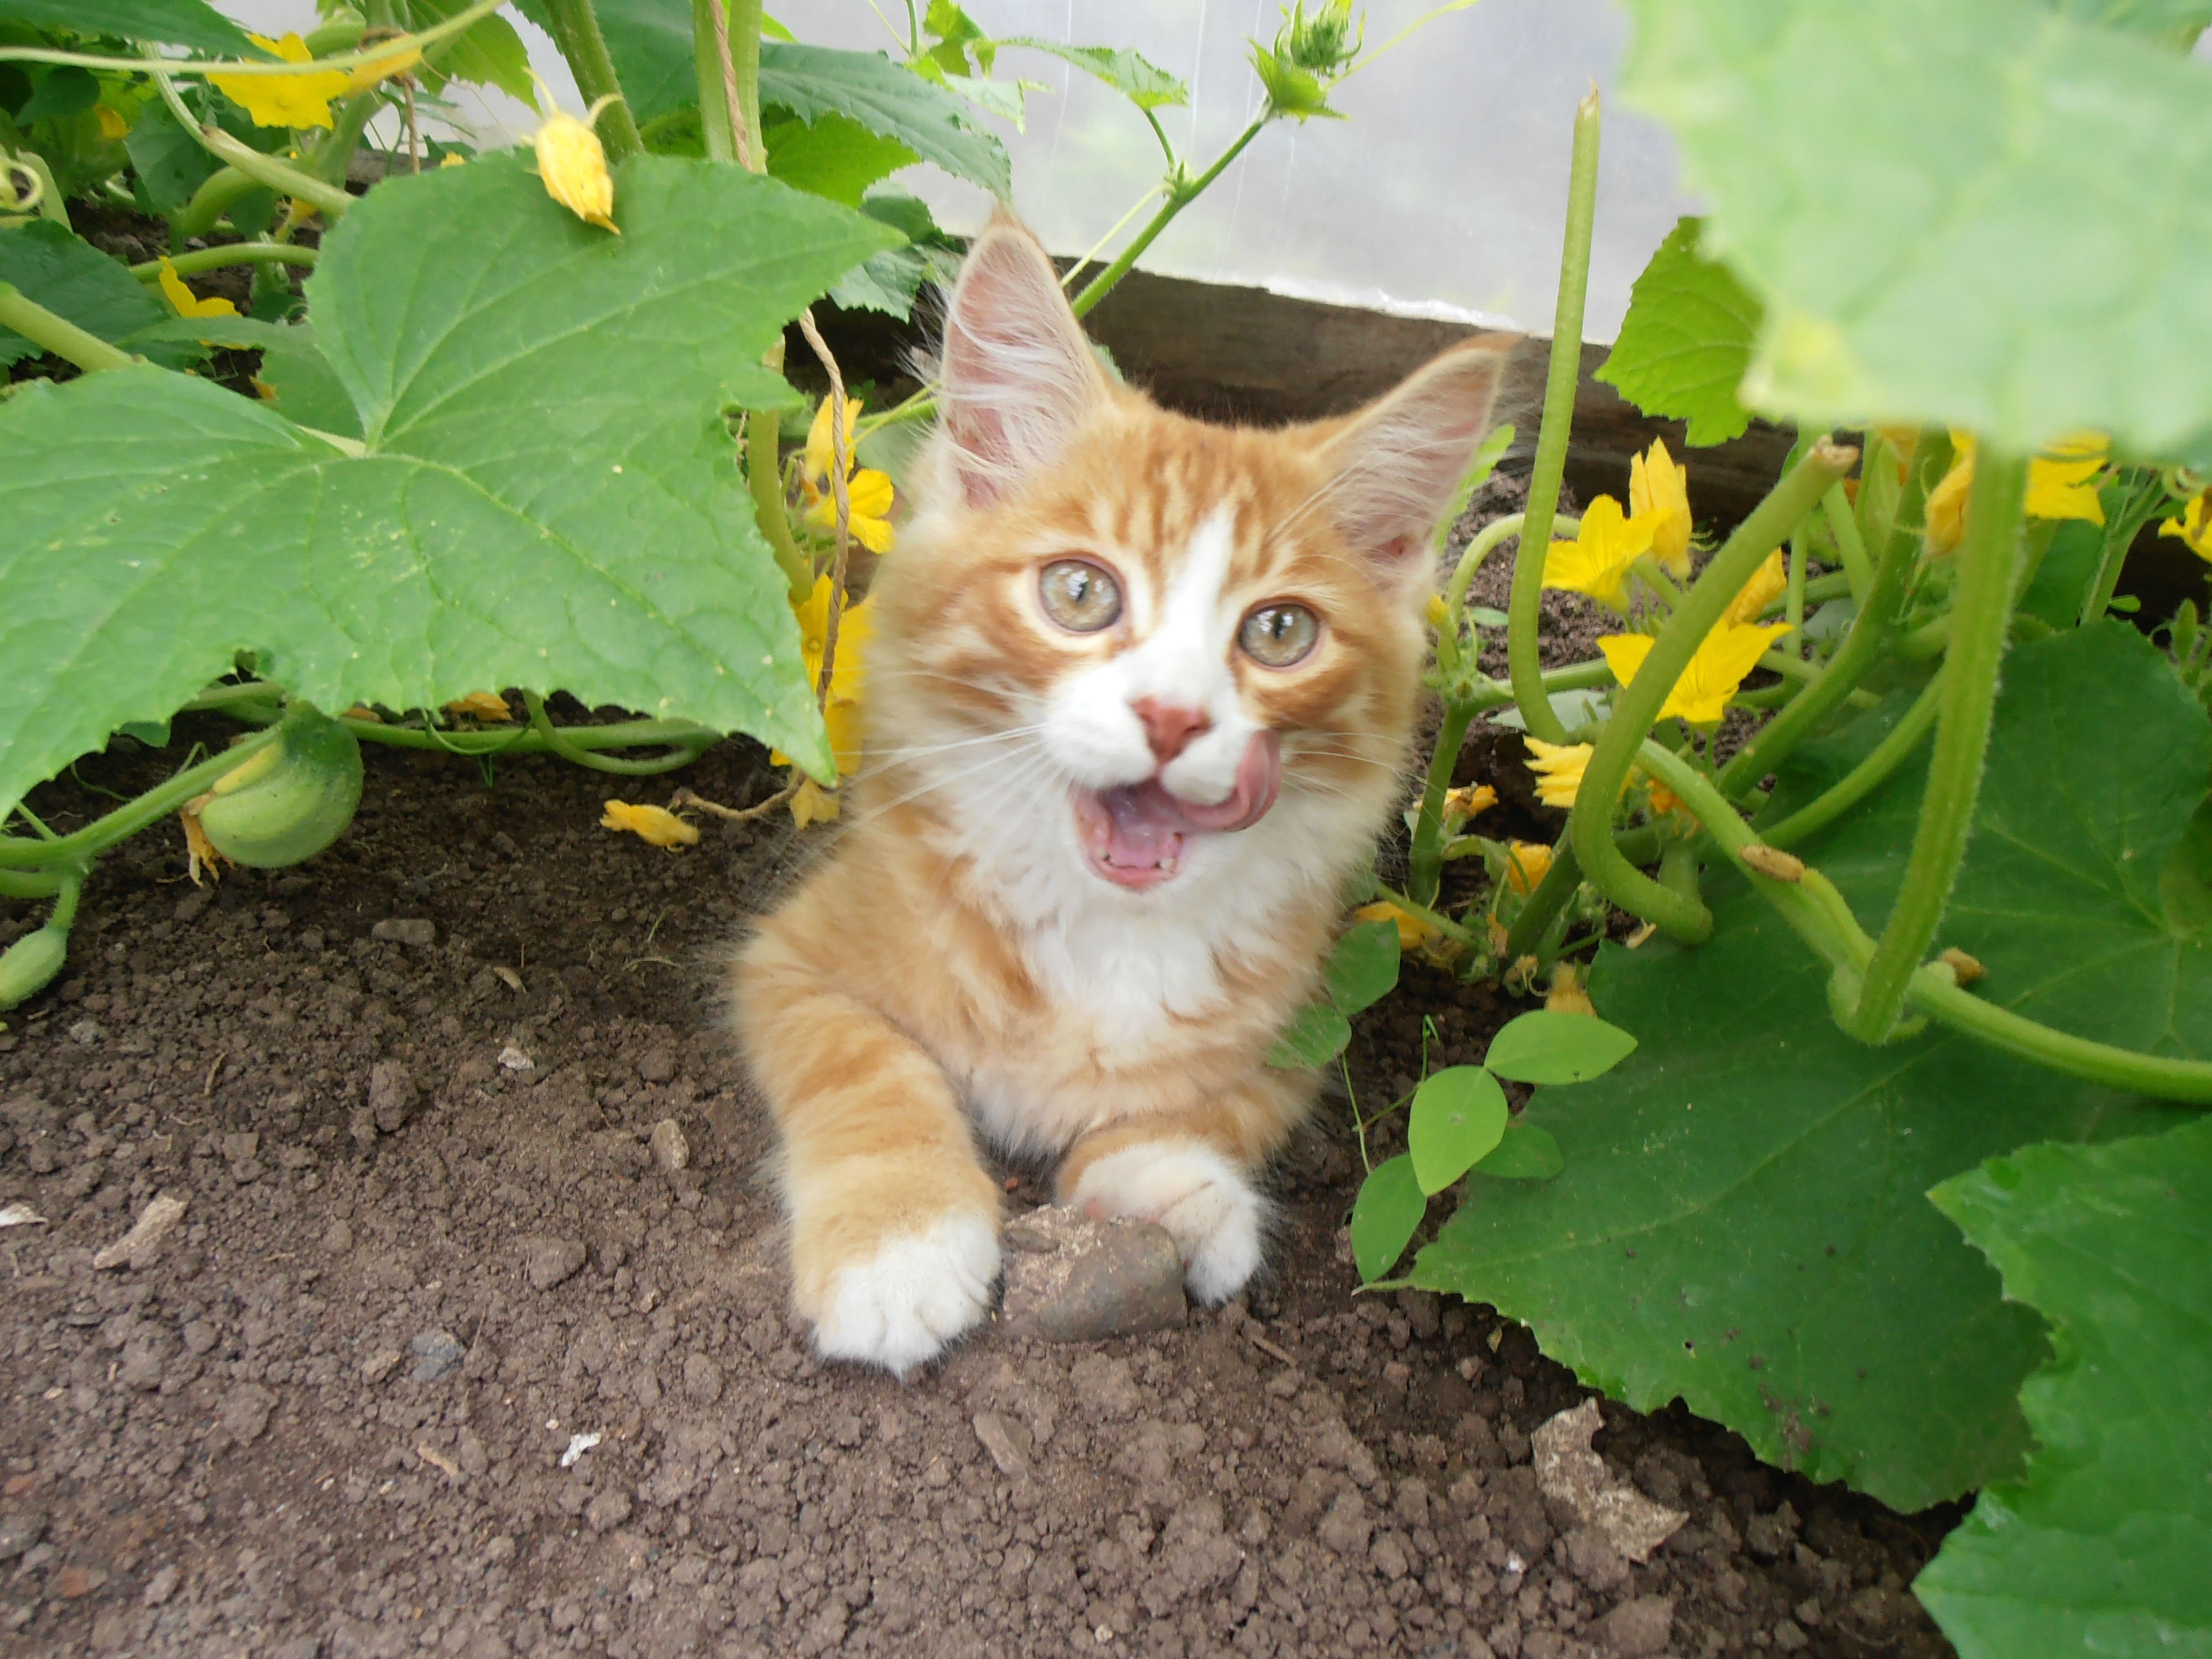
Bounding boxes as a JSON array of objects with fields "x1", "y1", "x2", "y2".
[{"x1": 221, "y1": 0, "x2": 1695, "y2": 339}]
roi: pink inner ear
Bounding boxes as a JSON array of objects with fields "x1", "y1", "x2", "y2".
[{"x1": 1324, "y1": 344, "x2": 1510, "y2": 578}]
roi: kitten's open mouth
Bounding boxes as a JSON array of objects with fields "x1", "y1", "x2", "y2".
[{"x1": 1071, "y1": 733, "x2": 1281, "y2": 891}]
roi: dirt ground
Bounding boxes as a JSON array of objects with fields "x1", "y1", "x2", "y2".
[{"x1": 0, "y1": 666, "x2": 1965, "y2": 1659}]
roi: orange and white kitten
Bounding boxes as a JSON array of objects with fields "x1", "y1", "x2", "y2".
[{"x1": 734, "y1": 219, "x2": 1511, "y2": 1375}]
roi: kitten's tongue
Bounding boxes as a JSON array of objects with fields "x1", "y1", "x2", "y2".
[{"x1": 1073, "y1": 732, "x2": 1281, "y2": 891}]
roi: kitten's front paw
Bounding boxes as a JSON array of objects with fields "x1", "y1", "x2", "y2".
[
  {"x1": 813, "y1": 1213, "x2": 1000, "y2": 1378},
  {"x1": 1068, "y1": 1141, "x2": 1264, "y2": 1304}
]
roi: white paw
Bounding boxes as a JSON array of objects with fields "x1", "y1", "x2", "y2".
[
  {"x1": 1070, "y1": 1141, "x2": 1265, "y2": 1305},
  {"x1": 815, "y1": 1213, "x2": 1000, "y2": 1378}
]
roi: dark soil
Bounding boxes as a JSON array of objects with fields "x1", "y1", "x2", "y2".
[{"x1": 0, "y1": 697, "x2": 1962, "y2": 1659}]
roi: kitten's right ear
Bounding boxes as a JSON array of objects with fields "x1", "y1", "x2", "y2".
[{"x1": 938, "y1": 217, "x2": 1106, "y2": 508}]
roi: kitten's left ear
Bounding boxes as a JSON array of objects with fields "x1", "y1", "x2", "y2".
[{"x1": 1315, "y1": 336, "x2": 1518, "y2": 586}]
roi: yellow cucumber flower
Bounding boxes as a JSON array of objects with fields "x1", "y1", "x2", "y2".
[
  {"x1": 534, "y1": 97, "x2": 621, "y2": 233},
  {"x1": 599, "y1": 800, "x2": 698, "y2": 849},
  {"x1": 801, "y1": 396, "x2": 896, "y2": 554},
  {"x1": 156, "y1": 257, "x2": 237, "y2": 321},
  {"x1": 1505, "y1": 841, "x2": 1553, "y2": 895},
  {"x1": 442, "y1": 691, "x2": 513, "y2": 723},
  {"x1": 1442, "y1": 782, "x2": 1498, "y2": 827},
  {"x1": 1926, "y1": 430, "x2": 2109, "y2": 554},
  {"x1": 1723, "y1": 549, "x2": 1788, "y2": 627},
  {"x1": 771, "y1": 576, "x2": 874, "y2": 802},
  {"x1": 2162, "y1": 492, "x2": 2212, "y2": 561},
  {"x1": 1524, "y1": 738, "x2": 1593, "y2": 809},
  {"x1": 1354, "y1": 899, "x2": 1434, "y2": 952},
  {"x1": 1546, "y1": 962, "x2": 1597, "y2": 1016},
  {"x1": 96, "y1": 103, "x2": 129, "y2": 140},
  {"x1": 789, "y1": 778, "x2": 841, "y2": 829},
  {"x1": 210, "y1": 33, "x2": 349, "y2": 130},
  {"x1": 347, "y1": 43, "x2": 422, "y2": 93},
  {"x1": 1599, "y1": 619, "x2": 1792, "y2": 726},
  {"x1": 1542, "y1": 494, "x2": 1658, "y2": 612},
  {"x1": 1629, "y1": 437, "x2": 1693, "y2": 577}
]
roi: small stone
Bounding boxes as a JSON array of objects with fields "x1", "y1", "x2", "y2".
[
  {"x1": 648, "y1": 1118, "x2": 690, "y2": 1173},
  {"x1": 410, "y1": 1329, "x2": 465, "y2": 1383},
  {"x1": 92, "y1": 1192, "x2": 187, "y2": 1271},
  {"x1": 998, "y1": 1206, "x2": 1186, "y2": 1343},
  {"x1": 973, "y1": 1411, "x2": 1030, "y2": 1479},
  {"x1": 637, "y1": 1047, "x2": 677, "y2": 1084},
  {"x1": 498, "y1": 1044, "x2": 535, "y2": 1074},
  {"x1": 218, "y1": 1383, "x2": 275, "y2": 1444},
  {"x1": 142, "y1": 1564, "x2": 180, "y2": 1606},
  {"x1": 0, "y1": 1507, "x2": 45, "y2": 1561},
  {"x1": 369, "y1": 1061, "x2": 418, "y2": 1135},
  {"x1": 1598, "y1": 1596, "x2": 1675, "y2": 1658},
  {"x1": 361, "y1": 1348, "x2": 403, "y2": 1385},
  {"x1": 1531, "y1": 1400, "x2": 1684, "y2": 1562},
  {"x1": 585, "y1": 1489, "x2": 633, "y2": 1533},
  {"x1": 322, "y1": 1220, "x2": 354, "y2": 1255},
  {"x1": 67, "y1": 1019, "x2": 102, "y2": 1045},
  {"x1": 523, "y1": 1235, "x2": 587, "y2": 1291},
  {"x1": 484, "y1": 1535, "x2": 517, "y2": 1566},
  {"x1": 682, "y1": 1353, "x2": 723, "y2": 1405},
  {"x1": 371, "y1": 918, "x2": 435, "y2": 948}
]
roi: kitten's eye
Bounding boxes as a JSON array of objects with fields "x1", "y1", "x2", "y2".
[
  {"x1": 1239, "y1": 603, "x2": 1320, "y2": 668},
  {"x1": 1039, "y1": 559, "x2": 1122, "y2": 633}
]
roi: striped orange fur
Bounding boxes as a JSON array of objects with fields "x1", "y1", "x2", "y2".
[{"x1": 733, "y1": 218, "x2": 1513, "y2": 1375}]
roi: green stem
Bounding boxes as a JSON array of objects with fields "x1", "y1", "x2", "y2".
[
  {"x1": 536, "y1": 0, "x2": 644, "y2": 161},
  {"x1": 133, "y1": 243, "x2": 318, "y2": 281},
  {"x1": 694, "y1": 0, "x2": 739, "y2": 164},
  {"x1": 1507, "y1": 87, "x2": 1603, "y2": 746},
  {"x1": 1503, "y1": 839, "x2": 1580, "y2": 961},
  {"x1": 1407, "y1": 698, "x2": 1478, "y2": 909},
  {"x1": 1070, "y1": 119, "x2": 1266, "y2": 319},
  {"x1": 726, "y1": 0, "x2": 764, "y2": 155},
  {"x1": 1822, "y1": 485, "x2": 1873, "y2": 602},
  {"x1": 0, "y1": 282, "x2": 133, "y2": 373},
  {"x1": 168, "y1": 166, "x2": 266, "y2": 242},
  {"x1": 1842, "y1": 450, "x2": 2027, "y2": 1044},
  {"x1": 521, "y1": 693, "x2": 717, "y2": 775},
  {"x1": 2079, "y1": 469, "x2": 2169, "y2": 625},
  {"x1": 1757, "y1": 674, "x2": 1940, "y2": 848},
  {"x1": 1370, "y1": 884, "x2": 1480, "y2": 948},
  {"x1": 1785, "y1": 521, "x2": 1808, "y2": 653},
  {"x1": 304, "y1": 91, "x2": 384, "y2": 185},
  {"x1": 1570, "y1": 439, "x2": 1858, "y2": 944},
  {"x1": 0, "y1": 866, "x2": 67, "y2": 899},
  {"x1": 0, "y1": 725, "x2": 284, "y2": 872},
  {"x1": 4, "y1": 0, "x2": 508, "y2": 77},
  {"x1": 1721, "y1": 435, "x2": 1931, "y2": 794},
  {"x1": 749, "y1": 411, "x2": 812, "y2": 603},
  {"x1": 196, "y1": 126, "x2": 353, "y2": 218}
]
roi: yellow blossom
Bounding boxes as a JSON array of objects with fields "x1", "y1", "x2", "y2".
[
  {"x1": 800, "y1": 396, "x2": 897, "y2": 554},
  {"x1": 439, "y1": 153, "x2": 467, "y2": 168},
  {"x1": 1723, "y1": 549, "x2": 1787, "y2": 627},
  {"x1": 1926, "y1": 431, "x2": 2109, "y2": 554},
  {"x1": 341, "y1": 705, "x2": 382, "y2": 723},
  {"x1": 1629, "y1": 437, "x2": 1692, "y2": 577},
  {"x1": 1543, "y1": 494, "x2": 1660, "y2": 611},
  {"x1": 789, "y1": 778, "x2": 841, "y2": 828},
  {"x1": 442, "y1": 691, "x2": 513, "y2": 723},
  {"x1": 1505, "y1": 841, "x2": 1552, "y2": 895},
  {"x1": 347, "y1": 43, "x2": 422, "y2": 92},
  {"x1": 1524, "y1": 738, "x2": 1592, "y2": 809},
  {"x1": 1599, "y1": 619, "x2": 1793, "y2": 725},
  {"x1": 534, "y1": 97, "x2": 620, "y2": 233},
  {"x1": 179, "y1": 799, "x2": 226, "y2": 885},
  {"x1": 2161, "y1": 493, "x2": 2212, "y2": 562},
  {"x1": 1546, "y1": 963, "x2": 1597, "y2": 1016},
  {"x1": 1646, "y1": 778, "x2": 1694, "y2": 828},
  {"x1": 1423, "y1": 593, "x2": 1451, "y2": 631},
  {"x1": 1354, "y1": 899, "x2": 1434, "y2": 951},
  {"x1": 770, "y1": 576, "x2": 873, "y2": 796},
  {"x1": 156, "y1": 257, "x2": 237, "y2": 321},
  {"x1": 96, "y1": 103, "x2": 129, "y2": 141},
  {"x1": 210, "y1": 33, "x2": 349, "y2": 131},
  {"x1": 599, "y1": 800, "x2": 698, "y2": 849},
  {"x1": 1442, "y1": 783, "x2": 1498, "y2": 827}
]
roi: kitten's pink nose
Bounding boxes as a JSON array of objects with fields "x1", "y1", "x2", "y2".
[{"x1": 1131, "y1": 698, "x2": 1211, "y2": 764}]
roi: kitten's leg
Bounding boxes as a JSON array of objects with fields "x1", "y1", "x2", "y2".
[
  {"x1": 736, "y1": 935, "x2": 1002, "y2": 1377},
  {"x1": 1055, "y1": 1073, "x2": 1310, "y2": 1305}
]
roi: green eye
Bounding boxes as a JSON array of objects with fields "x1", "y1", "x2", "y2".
[
  {"x1": 1239, "y1": 603, "x2": 1320, "y2": 667},
  {"x1": 1039, "y1": 559, "x2": 1123, "y2": 632}
]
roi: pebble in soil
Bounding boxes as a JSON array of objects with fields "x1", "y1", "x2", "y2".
[{"x1": 0, "y1": 716, "x2": 1959, "y2": 1658}]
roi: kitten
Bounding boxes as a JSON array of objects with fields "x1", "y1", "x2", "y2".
[{"x1": 734, "y1": 217, "x2": 1512, "y2": 1375}]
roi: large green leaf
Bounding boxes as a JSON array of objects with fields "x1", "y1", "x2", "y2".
[
  {"x1": 0, "y1": 0, "x2": 248, "y2": 53},
  {"x1": 1411, "y1": 623, "x2": 2209, "y2": 1509},
  {"x1": 0, "y1": 220, "x2": 199, "y2": 371},
  {"x1": 1919, "y1": 1117, "x2": 2212, "y2": 1657},
  {"x1": 761, "y1": 42, "x2": 1010, "y2": 199},
  {"x1": 1595, "y1": 217, "x2": 1761, "y2": 447},
  {"x1": 1615, "y1": 0, "x2": 2212, "y2": 458},
  {"x1": 0, "y1": 154, "x2": 899, "y2": 821},
  {"x1": 763, "y1": 111, "x2": 916, "y2": 206},
  {"x1": 997, "y1": 39, "x2": 1187, "y2": 109},
  {"x1": 401, "y1": 0, "x2": 536, "y2": 102}
]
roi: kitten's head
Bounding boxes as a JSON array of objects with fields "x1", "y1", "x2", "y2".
[{"x1": 865, "y1": 218, "x2": 1511, "y2": 911}]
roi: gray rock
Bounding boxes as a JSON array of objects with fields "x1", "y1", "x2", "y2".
[
  {"x1": 410, "y1": 1329, "x2": 465, "y2": 1383},
  {"x1": 371, "y1": 918, "x2": 435, "y2": 948},
  {"x1": 141, "y1": 1564, "x2": 180, "y2": 1606},
  {"x1": 999, "y1": 1206, "x2": 1185, "y2": 1343},
  {"x1": 1532, "y1": 1399, "x2": 1685, "y2": 1562},
  {"x1": 0, "y1": 1506, "x2": 44, "y2": 1561},
  {"x1": 92, "y1": 1191, "x2": 187, "y2": 1271},
  {"x1": 523, "y1": 1235, "x2": 587, "y2": 1291},
  {"x1": 361, "y1": 1348, "x2": 403, "y2": 1385},
  {"x1": 1598, "y1": 1596, "x2": 1675, "y2": 1657},
  {"x1": 369, "y1": 1061, "x2": 418, "y2": 1135},
  {"x1": 972, "y1": 1411, "x2": 1030, "y2": 1480},
  {"x1": 649, "y1": 1118, "x2": 689, "y2": 1173}
]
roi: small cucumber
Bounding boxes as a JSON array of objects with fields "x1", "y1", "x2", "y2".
[{"x1": 198, "y1": 711, "x2": 364, "y2": 869}]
